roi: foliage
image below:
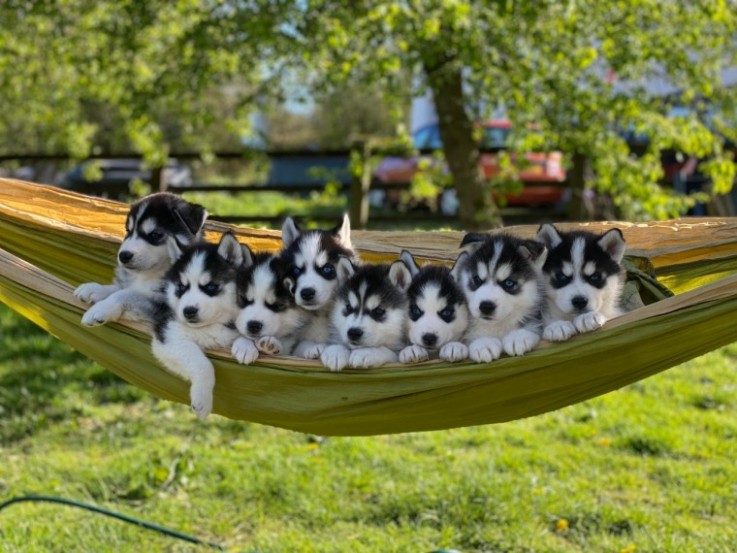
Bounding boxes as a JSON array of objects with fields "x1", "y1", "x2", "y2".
[{"x1": 2, "y1": 302, "x2": 737, "y2": 551}]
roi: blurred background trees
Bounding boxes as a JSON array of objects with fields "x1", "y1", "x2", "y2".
[{"x1": 0, "y1": 0, "x2": 735, "y2": 228}]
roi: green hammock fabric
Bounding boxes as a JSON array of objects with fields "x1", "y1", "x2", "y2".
[{"x1": 2, "y1": 179, "x2": 737, "y2": 436}]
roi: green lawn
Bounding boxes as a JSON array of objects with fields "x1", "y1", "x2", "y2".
[{"x1": 1, "y1": 301, "x2": 736, "y2": 553}]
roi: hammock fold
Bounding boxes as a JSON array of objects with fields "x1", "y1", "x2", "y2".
[{"x1": 2, "y1": 178, "x2": 737, "y2": 436}]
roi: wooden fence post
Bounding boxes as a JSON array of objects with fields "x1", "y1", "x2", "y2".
[
  {"x1": 151, "y1": 164, "x2": 168, "y2": 193},
  {"x1": 349, "y1": 141, "x2": 371, "y2": 229}
]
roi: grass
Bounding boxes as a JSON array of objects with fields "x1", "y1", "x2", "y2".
[{"x1": 1, "y1": 303, "x2": 736, "y2": 552}]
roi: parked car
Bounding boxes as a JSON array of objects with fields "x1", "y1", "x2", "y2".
[
  {"x1": 62, "y1": 158, "x2": 193, "y2": 199},
  {"x1": 372, "y1": 120, "x2": 567, "y2": 212}
]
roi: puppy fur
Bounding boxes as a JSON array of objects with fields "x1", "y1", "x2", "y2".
[{"x1": 75, "y1": 192, "x2": 207, "y2": 326}]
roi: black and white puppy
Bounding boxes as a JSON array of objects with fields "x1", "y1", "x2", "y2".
[
  {"x1": 536, "y1": 224, "x2": 626, "y2": 341},
  {"x1": 151, "y1": 232, "x2": 248, "y2": 420},
  {"x1": 75, "y1": 192, "x2": 207, "y2": 326},
  {"x1": 321, "y1": 260, "x2": 411, "y2": 371},
  {"x1": 453, "y1": 233, "x2": 547, "y2": 363},
  {"x1": 398, "y1": 250, "x2": 470, "y2": 364},
  {"x1": 232, "y1": 251, "x2": 309, "y2": 363},
  {"x1": 280, "y1": 214, "x2": 357, "y2": 359}
]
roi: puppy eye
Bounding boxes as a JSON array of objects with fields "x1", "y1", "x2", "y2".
[
  {"x1": 291, "y1": 266, "x2": 303, "y2": 278},
  {"x1": 175, "y1": 282, "x2": 188, "y2": 296},
  {"x1": 553, "y1": 270, "x2": 570, "y2": 284},
  {"x1": 471, "y1": 275, "x2": 484, "y2": 288},
  {"x1": 501, "y1": 278, "x2": 517, "y2": 291},
  {"x1": 320, "y1": 263, "x2": 336, "y2": 278},
  {"x1": 588, "y1": 272, "x2": 603, "y2": 284},
  {"x1": 371, "y1": 307, "x2": 386, "y2": 319},
  {"x1": 344, "y1": 302, "x2": 355, "y2": 315},
  {"x1": 439, "y1": 307, "x2": 454, "y2": 322},
  {"x1": 149, "y1": 230, "x2": 165, "y2": 242},
  {"x1": 409, "y1": 305, "x2": 423, "y2": 320},
  {"x1": 239, "y1": 294, "x2": 253, "y2": 307},
  {"x1": 202, "y1": 282, "x2": 220, "y2": 296},
  {"x1": 266, "y1": 301, "x2": 286, "y2": 312}
]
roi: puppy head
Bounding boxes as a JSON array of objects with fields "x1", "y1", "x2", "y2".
[
  {"x1": 537, "y1": 224, "x2": 625, "y2": 315},
  {"x1": 331, "y1": 261, "x2": 410, "y2": 350},
  {"x1": 406, "y1": 261, "x2": 469, "y2": 350},
  {"x1": 235, "y1": 254, "x2": 305, "y2": 340},
  {"x1": 164, "y1": 232, "x2": 243, "y2": 327},
  {"x1": 452, "y1": 233, "x2": 546, "y2": 322},
  {"x1": 281, "y1": 214, "x2": 355, "y2": 310},
  {"x1": 119, "y1": 193, "x2": 208, "y2": 273}
]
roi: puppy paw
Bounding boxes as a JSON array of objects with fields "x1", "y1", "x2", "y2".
[
  {"x1": 256, "y1": 336, "x2": 282, "y2": 355},
  {"x1": 503, "y1": 328, "x2": 539, "y2": 356},
  {"x1": 439, "y1": 341, "x2": 469, "y2": 363},
  {"x1": 543, "y1": 320, "x2": 577, "y2": 342},
  {"x1": 574, "y1": 312, "x2": 607, "y2": 333},
  {"x1": 321, "y1": 345, "x2": 350, "y2": 372},
  {"x1": 74, "y1": 282, "x2": 109, "y2": 304},
  {"x1": 81, "y1": 300, "x2": 122, "y2": 326},
  {"x1": 303, "y1": 343, "x2": 325, "y2": 359},
  {"x1": 190, "y1": 386, "x2": 213, "y2": 420},
  {"x1": 231, "y1": 337, "x2": 259, "y2": 365},
  {"x1": 469, "y1": 337, "x2": 503, "y2": 363},
  {"x1": 349, "y1": 348, "x2": 392, "y2": 368},
  {"x1": 399, "y1": 344, "x2": 429, "y2": 364}
]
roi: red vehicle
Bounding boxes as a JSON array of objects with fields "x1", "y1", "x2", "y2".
[{"x1": 373, "y1": 120, "x2": 566, "y2": 211}]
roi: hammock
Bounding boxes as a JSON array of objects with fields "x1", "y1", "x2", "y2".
[{"x1": 2, "y1": 178, "x2": 737, "y2": 436}]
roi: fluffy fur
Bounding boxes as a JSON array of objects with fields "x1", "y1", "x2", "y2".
[
  {"x1": 151, "y1": 232, "x2": 247, "y2": 420},
  {"x1": 280, "y1": 214, "x2": 357, "y2": 359},
  {"x1": 233, "y1": 251, "x2": 309, "y2": 361},
  {"x1": 398, "y1": 250, "x2": 470, "y2": 364},
  {"x1": 75, "y1": 192, "x2": 207, "y2": 326},
  {"x1": 321, "y1": 259, "x2": 411, "y2": 371},
  {"x1": 536, "y1": 224, "x2": 626, "y2": 341},
  {"x1": 453, "y1": 233, "x2": 547, "y2": 363}
]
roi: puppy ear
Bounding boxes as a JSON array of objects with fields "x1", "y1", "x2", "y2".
[
  {"x1": 518, "y1": 240, "x2": 548, "y2": 271},
  {"x1": 598, "y1": 228, "x2": 626, "y2": 263},
  {"x1": 166, "y1": 236, "x2": 184, "y2": 263},
  {"x1": 450, "y1": 251, "x2": 469, "y2": 282},
  {"x1": 283, "y1": 276, "x2": 296, "y2": 297},
  {"x1": 536, "y1": 223, "x2": 562, "y2": 250},
  {"x1": 174, "y1": 201, "x2": 208, "y2": 241},
  {"x1": 281, "y1": 217, "x2": 300, "y2": 248},
  {"x1": 217, "y1": 232, "x2": 244, "y2": 267},
  {"x1": 389, "y1": 260, "x2": 412, "y2": 292},
  {"x1": 333, "y1": 213, "x2": 352, "y2": 250},
  {"x1": 336, "y1": 256, "x2": 355, "y2": 282},
  {"x1": 241, "y1": 243, "x2": 254, "y2": 268},
  {"x1": 459, "y1": 232, "x2": 488, "y2": 252},
  {"x1": 399, "y1": 250, "x2": 420, "y2": 277}
]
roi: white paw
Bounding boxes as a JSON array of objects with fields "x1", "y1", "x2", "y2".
[
  {"x1": 231, "y1": 337, "x2": 259, "y2": 365},
  {"x1": 256, "y1": 336, "x2": 282, "y2": 355},
  {"x1": 469, "y1": 337, "x2": 503, "y2": 363},
  {"x1": 74, "y1": 282, "x2": 109, "y2": 304},
  {"x1": 321, "y1": 345, "x2": 350, "y2": 372},
  {"x1": 543, "y1": 320, "x2": 577, "y2": 342},
  {"x1": 303, "y1": 343, "x2": 325, "y2": 359},
  {"x1": 574, "y1": 312, "x2": 607, "y2": 333},
  {"x1": 439, "y1": 341, "x2": 469, "y2": 363},
  {"x1": 81, "y1": 300, "x2": 122, "y2": 326},
  {"x1": 399, "y1": 344, "x2": 429, "y2": 364},
  {"x1": 503, "y1": 329, "x2": 539, "y2": 356},
  {"x1": 190, "y1": 383, "x2": 213, "y2": 420},
  {"x1": 348, "y1": 348, "x2": 388, "y2": 368}
]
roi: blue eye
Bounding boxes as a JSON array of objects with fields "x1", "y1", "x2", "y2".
[
  {"x1": 175, "y1": 282, "x2": 188, "y2": 296},
  {"x1": 409, "y1": 305, "x2": 423, "y2": 320},
  {"x1": 291, "y1": 266, "x2": 303, "y2": 278},
  {"x1": 501, "y1": 278, "x2": 517, "y2": 291},
  {"x1": 439, "y1": 307, "x2": 454, "y2": 322},
  {"x1": 588, "y1": 272, "x2": 603, "y2": 284},
  {"x1": 320, "y1": 263, "x2": 336, "y2": 278},
  {"x1": 202, "y1": 282, "x2": 220, "y2": 296},
  {"x1": 372, "y1": 307, "x2": 386, "y2": 319}
]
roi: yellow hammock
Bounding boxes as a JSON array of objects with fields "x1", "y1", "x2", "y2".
[{"x1": 2, "y1": 178, "x2": 737, "y2": 436}]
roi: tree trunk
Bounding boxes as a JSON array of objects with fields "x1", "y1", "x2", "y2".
[{"x1": 424, "y1": 63, "x2": 502, "y2": 230}]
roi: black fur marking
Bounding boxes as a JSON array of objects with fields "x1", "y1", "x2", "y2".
[
  {"x1": 407, "y1": 265, "x2": 465, "y2": 317},
  {"x1": 337, "y1": 264, "x2": 408, "y2": 314},
  {"x1": 127, "y1": 193, "x2": 207, "y2": 246},
  {"x1": 280, "y1": 229, "x2": 355, "y2": 278},
  {"x1": 457, "y1": 234, "x2": 539, "y2": 290},
  {"x1": 236, "y1": 253, "x2": 296, "y2": 310},
  {"x1": 543, "y1": 230, "x2": 622, "y2": 290}
]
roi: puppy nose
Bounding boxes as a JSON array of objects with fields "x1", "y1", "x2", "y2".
[
  {"x1": 479, "y1": 301, "x2": 496, "y2": 316},
  {"x1": 572, "y1": 296, "x2": 589, "y2": 310},
  {"x1": 183, "y1": 306, "x2": 198, "y2": 320},
  {"x1": 247, "y1": 321, "x2": 263, "y2": 335},
  {"x1": 118, "y1": 251, "x2": 134, "y2": 264},
  {"x1": 347, "y1": 327, "x2": 364, "y2": 342},
  {"x1": 300, "y1": 288, "x2": 316, "y2": 301},
  {"x1": 422, "y1": 333, "x2": 438, "y2": 347}
]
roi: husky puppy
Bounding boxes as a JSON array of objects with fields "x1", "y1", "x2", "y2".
[
  {"x1": 453, "y1": 233, "x2": 547, "y2": 363},
  {"x1": 536, "y1": 224, "x2": 626, "y2": 341},
  {"x1": 280, "y1": 214, "x2": 357, "y2": 359},
  {"x1": 321, "y1": 260, "x2": 411, "y2": 371},
  {"x1": 232, "y1": 251, "x2": 309, "y2": 361},
  {"x1": 397, "y1": 251, "x2": 470, "y2": 364},
  {"x1": 151, "y1": 232, "x2": 249, "y2": 420},
  {"x1": 75, "y1": 192, "x2": 207, "y2": 326}
]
